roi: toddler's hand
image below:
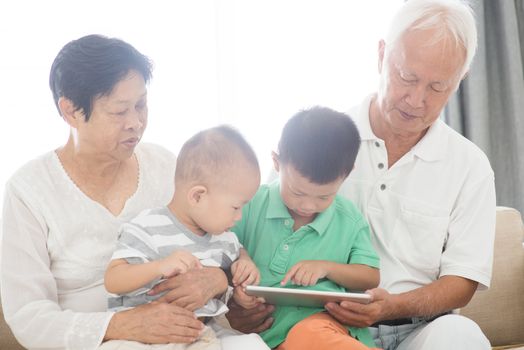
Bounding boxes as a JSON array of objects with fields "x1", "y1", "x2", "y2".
[
  {"x1": 160, "y1": 250, "x2": 202, "y2": 278},
  {"x1": 281, "y1": 260, "x2": 328, "y2": 286},
  {"x1": 233, "y1": 286, "x2": 265, "y2": 309},
  {"x1": 231, "y1": 259, "x2": 260, "y2": 287}
]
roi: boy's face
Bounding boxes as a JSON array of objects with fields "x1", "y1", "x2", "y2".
[
  {"x1": 276, "y1": 161, "x2": 344, "y2": 222},
  {"x1": 193, "y1": 166, "x2": 260, "y2": 235}
]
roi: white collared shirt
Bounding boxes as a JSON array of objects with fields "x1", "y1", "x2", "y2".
[{"x1": 339, "y1": 95, "x2": 496, "y2": 294}]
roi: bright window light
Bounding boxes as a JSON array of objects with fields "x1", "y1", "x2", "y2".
[{"x1": 0, "y1": 0, "x2": 402, "y2": 202}]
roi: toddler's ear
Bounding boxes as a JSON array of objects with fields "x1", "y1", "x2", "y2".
[{"x1": 188, "y1": 185, "x2": 208, "y2": 205}]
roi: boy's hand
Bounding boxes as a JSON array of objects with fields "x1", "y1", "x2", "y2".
[
  {"x1": 281, "y1": 260, "x2": 328, "y2": 286},
  {"x1": 233, "y1": 286, "x2": 265, "y2": 309},
  {"x1": 160, "y1": 250, "x2": 202, "y2": 278},
  {"x1": 231, "y1": 258, "x2": 260, "y2": 287}
]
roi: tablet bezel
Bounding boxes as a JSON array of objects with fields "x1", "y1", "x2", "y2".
[{"x1": 244, "y1": 285, "x2": 371, "y2": 308}]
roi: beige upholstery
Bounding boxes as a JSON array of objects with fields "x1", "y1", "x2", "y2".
[
  {"x1": 0, "y1": 300, "x2": 24, "y2": 350},
  {"x1": 1, "y1": 206, "x2": 524, "y2": 349},
  {"x1": 460, "y1": 206, "x2": 524, "y2": 349}
]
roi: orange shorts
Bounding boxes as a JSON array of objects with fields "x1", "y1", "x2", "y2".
[{"x1": 276, "y1": 312, "x2": 380, "y2": 350}]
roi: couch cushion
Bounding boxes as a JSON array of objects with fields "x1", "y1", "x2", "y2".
[{"x1": 460, "y1": 207, "x2": 524, "y2": 347}]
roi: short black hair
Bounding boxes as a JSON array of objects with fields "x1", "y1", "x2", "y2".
[
  {"x1": 278, "y1": 106, "x2": 360, "y2": 184},
  {"x1": 49, "y1": 34, "x2": 152, "y2": 121},
  {"x1": 176, "y1": 125, "x2": 260, "y2": 186}
]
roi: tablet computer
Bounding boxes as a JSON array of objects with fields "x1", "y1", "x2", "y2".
[{"x1": 245, "y1": 285, "x2": 371, "y2": 308}]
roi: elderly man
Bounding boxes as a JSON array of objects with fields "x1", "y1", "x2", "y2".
[
  {"x1": 227, "y1": 1, "x2": 495, "y2": 349},
  {"x1": 325, "y1": 0, "x2": 495, "y2": 349}
]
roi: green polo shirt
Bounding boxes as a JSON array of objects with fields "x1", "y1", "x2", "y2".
[{"x1": 233, "y1": 180, "x2": 380, "y2": 348}]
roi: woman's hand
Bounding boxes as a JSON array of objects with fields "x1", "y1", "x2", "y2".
[
  {"x1": 105, "y1": 302, "x2": 204, "y2": 344},
  {"x1": 226, "y1": 299, "x2": 275, "y2": 334},
  {"x1": 148, "y1": 267, "x2": 228, "y2": 311}
]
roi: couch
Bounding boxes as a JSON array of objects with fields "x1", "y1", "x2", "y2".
[
  {"x1": 1, "y1": 206, "x2": 523, "y2": 349},
  {"x1": 459, "y1": 206, "x2": 524, "y2": 349}
]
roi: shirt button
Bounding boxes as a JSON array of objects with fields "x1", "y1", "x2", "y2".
[
  {"x1": 380, "y1": 184, "x2": 386, "y2": 191},
  {"x1": 283, "y1": 244, "x2": 289, "y2": 251},
  {"x1": 378, "y1": 163, "x2": 384, "y2": 169},
  {"x1": 375, "y1": 141, "x2": 380, "y2": 147},
  {"x1": 284, "y1": 219, "x2": 290, "y2": 226}
]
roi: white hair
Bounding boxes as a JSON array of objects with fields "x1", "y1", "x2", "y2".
[{"x1": 384, "y1": 0, "x2": 477, "y2": 78}]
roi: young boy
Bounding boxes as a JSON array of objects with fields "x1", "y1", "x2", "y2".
[
  {"x1": 232, "y1": 107, "x2": 380, "y2": 350},
  {"x1": 104, "y1": 126, "x2": 269, "y2": 350}
]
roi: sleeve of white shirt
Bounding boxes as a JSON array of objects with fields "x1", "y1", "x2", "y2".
[
  {"x1": 439, "y1": 168, "x2": 496, "y2": 290},
  {"x1": 1, "y1": 183, "x2": 113, "y2": 350}
]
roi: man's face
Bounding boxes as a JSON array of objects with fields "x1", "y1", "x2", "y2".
[{"x1": 376, "y1": 28, "x2": 466, "y2": 138}]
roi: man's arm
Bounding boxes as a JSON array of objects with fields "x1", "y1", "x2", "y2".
[
  {"x1": 226, "y1": 299, "x2": 275, "y2": 334},
  {"x1": 325, "y1": 275, "x2": 477, "y2": 327}
]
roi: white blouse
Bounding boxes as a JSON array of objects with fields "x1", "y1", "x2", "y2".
[{"x1": 1, "y1": 143, "x2": 176, "y2": 350}]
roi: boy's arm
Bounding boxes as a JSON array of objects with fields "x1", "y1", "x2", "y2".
[
  {"x1": 280, "y1": 260, "x2": 379, "y2": 291},
  {"x1": 324, "y1": 262, "x2": 379, "y2": 290},
  {"x1": 104, "y1": 258, "x2": 164, "y2": 294}
]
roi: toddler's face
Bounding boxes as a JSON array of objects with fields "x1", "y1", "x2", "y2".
[{"x1": 196, "y1": 166, "x2": 260, "y2": 234}]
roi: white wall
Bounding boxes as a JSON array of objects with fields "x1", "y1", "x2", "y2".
[{"x1": 0, "y1": 0, "x2": 402, "y2": 203}]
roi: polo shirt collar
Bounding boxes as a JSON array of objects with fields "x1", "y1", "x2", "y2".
[
  {"x1": 410, "y1": 119, "x2": 448, "y2": 162},
  {"x1": 266, "y1": 180, "x2": 336, "y2": 236},
  {"x1": 354, "y1": 94, "x2": 448, "y2": 162}
]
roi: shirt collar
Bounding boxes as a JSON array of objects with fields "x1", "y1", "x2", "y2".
[
  {"x1": 352, "y1": 94, "x2": 448, "y2": 162},
  {"x1": 410, "y1": 119, "x2": 448, "y2": 162},
  {"x1": 266, "y1": 180, "x2": 335, "y2": 236}
]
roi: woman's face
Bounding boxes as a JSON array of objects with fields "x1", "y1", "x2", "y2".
[{"x1": 75, "y1": 70, "x2": 148, "y2": 160}]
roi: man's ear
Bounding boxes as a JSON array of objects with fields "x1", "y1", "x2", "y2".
[
  {"x1": 58, "y1": 97, "x2": 84, "y2": 128},
  {"x1": 378, "y1": 39, "x2": 386, "y2": 73},
  {"x1": 271, "y1": 151, "x2": 280, "y2": 172},
  {"x1": 187, "y1": 185, "x2": 208, "y2": 206}
]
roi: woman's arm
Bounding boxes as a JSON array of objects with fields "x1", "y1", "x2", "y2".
[
  {"x1": 1, "y1": 183, "x2": 113, "y2": 349},
  {"x1": 104, "y1": 302, "x2": 203, "y2": 344},
  {"x1": 2, "y1": 182, "x2": 207, "y2": 348}
]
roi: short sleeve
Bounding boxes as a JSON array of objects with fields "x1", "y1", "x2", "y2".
[{"x1": 347, "y1": 218, "x2": 380, "y2": 269}]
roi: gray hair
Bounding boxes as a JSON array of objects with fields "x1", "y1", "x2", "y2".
[{"x1": 385, "y1": 0, "x2": 477, "y2": 78}]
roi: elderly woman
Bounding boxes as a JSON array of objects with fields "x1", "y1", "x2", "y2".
[{"x1": 1, "y1": 34, "x2": 228, "y2": 349}]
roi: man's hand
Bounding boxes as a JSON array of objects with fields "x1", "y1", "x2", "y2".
[
  {"x1": 148, "y1": 267, "x2": 228, "y2": 311},
  {"x1": 105, "y1": 302, "x2": 204, "y2": 344},
  {"x1": 325, "y1": 276, "x2": 480, "y2": 328},
  {"x1": 226, "y1": 299, "x2": 275, "y2": 334},
  {"x1": 325, "y1": 288, "x2": 389, "y2": 327},
  {"x1": 281, "y1": 260, "x2": 328, "y2": 286},
  {"x1": 231, "y1": 258, "x2": 260, "y2": 287}
]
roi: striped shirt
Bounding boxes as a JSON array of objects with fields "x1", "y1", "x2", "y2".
[{"x1": 108, "y1": 206, "x2": 241, "y2": 316}]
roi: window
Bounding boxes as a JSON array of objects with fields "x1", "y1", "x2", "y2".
[{"x1": 0, "y1": 0, "x2": 402, "y2": 202}]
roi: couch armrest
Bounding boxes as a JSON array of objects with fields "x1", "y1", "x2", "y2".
[
  {"x1": 0, "y1": 298, "x2": 25, "y2": 349},
  {"x1": 460, "y1": 206, "x2": 524, "y2": 347}
]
